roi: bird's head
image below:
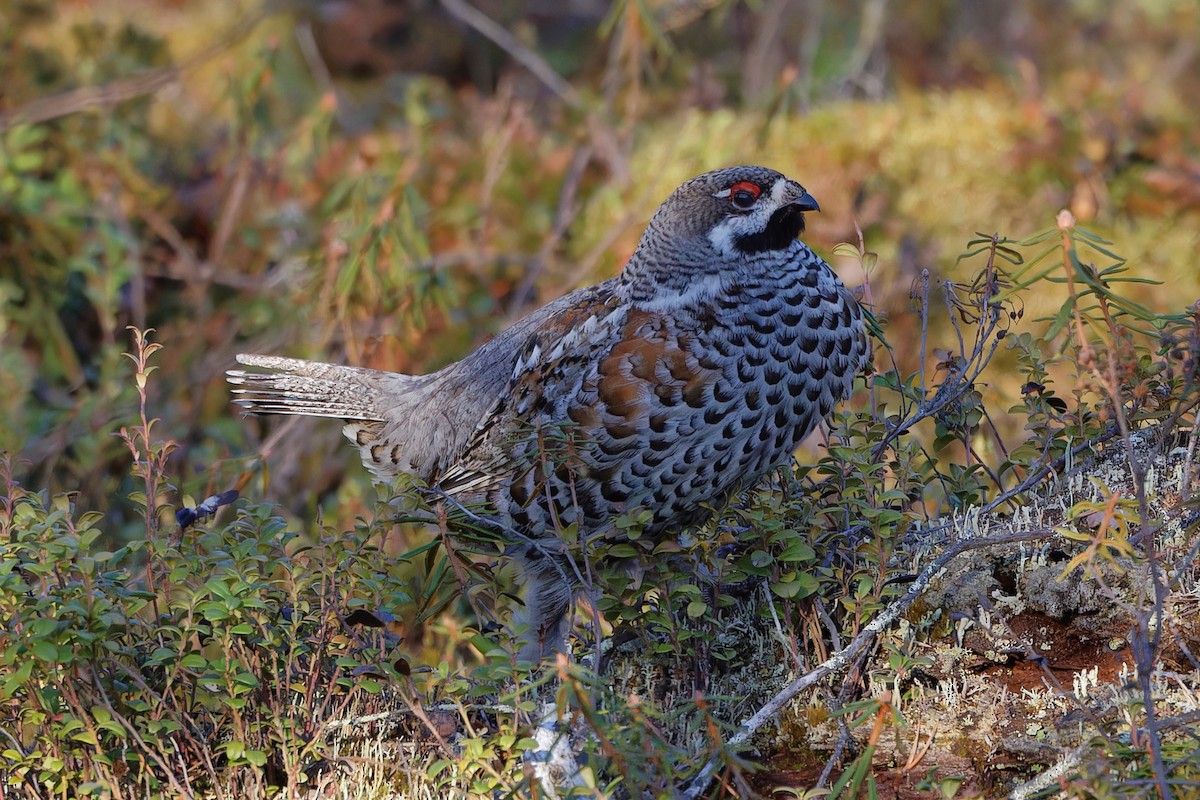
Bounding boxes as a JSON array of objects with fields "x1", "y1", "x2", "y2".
[{"x1": 631, "y1": 165, "x2": 820, "y2": 271}]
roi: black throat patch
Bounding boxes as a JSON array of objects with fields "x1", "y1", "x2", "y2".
[{"x1": 734, "y1": 204, "x2": 807, "y2": 255}]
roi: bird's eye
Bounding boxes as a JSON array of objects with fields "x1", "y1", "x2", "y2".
[{"x1": 728, "y1": 181, "x2": 761, "y2": 210}]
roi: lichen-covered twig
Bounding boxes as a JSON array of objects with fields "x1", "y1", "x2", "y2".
[{"x1": 680, "y1": 525, "x2": 1057, "y2": 800}]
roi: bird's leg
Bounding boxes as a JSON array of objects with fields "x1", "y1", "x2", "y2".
[{"x1": 514, "y1": 541, "x2": 575, "y2": 663}]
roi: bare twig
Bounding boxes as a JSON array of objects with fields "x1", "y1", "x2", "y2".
[
  {"x1": 437, "y1": 0, "x2": 629, "y2": 181},
  {"x1": 871, "y1": 241, "x2": 1010, "y2": 464},
  {"x1": 918, "y1": 268, "x2": 931, "y2": 402},
  {"x1": 506, "y1": 145, "x2": 593, "y2": 319},
  {"x1": 438, "y1": 0, "x2": 582, "y2": 108},
  {"x1": 680, "y1": 525, "x2": 1057, "y2": 799},
  {"x1": 741, "y1": 0, "x2": 789, "y2": 102},
  {"x1": 816, "y1": 645, "x2": 873, "y2": 788},
  {"x1": 1008, "y1": 743, "x2": 1089, "y2": 800},
  {"x1": 208, "y1": 154, "x2": 254, "y2": 268},
  {"x1": 0, "y1": 7, "x2": 271, "y2": 130},
  {"x1": 291, "y1": 17, "x2": 356, "y2": 132},
  {"x1": 1057, "y1": 211, "x2": 1172, "y2": 799},
  {"x1": 815, "y1": 724, "x2": 855, "y2": 788}
]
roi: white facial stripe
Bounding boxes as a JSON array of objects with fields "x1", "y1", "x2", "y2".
[
  {"x1": 707, "y1": 218, "x2": 741, "y2": 259},
  {"x1": 769, "y1": 176, "x2": 790, "y2": 205},
  {"x1": 707, "y1": 183, "x2": 774, "y2": 258}
]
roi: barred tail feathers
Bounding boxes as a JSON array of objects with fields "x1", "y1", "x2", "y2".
[
  {"x1": 229, "y1": 355, "x2": 466, "y2": 482},
  {"x1": 227, "y1": 354, "x2": 425, "y2": 422}
]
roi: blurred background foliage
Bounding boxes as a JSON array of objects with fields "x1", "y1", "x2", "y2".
[{"x1": 0, "y1": 0, "x2": 1197, "y2": 543}]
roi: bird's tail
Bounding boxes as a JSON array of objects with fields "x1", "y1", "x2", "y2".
[{"x1": 227, "y1": 354, "x2": 425, "y2": 422}]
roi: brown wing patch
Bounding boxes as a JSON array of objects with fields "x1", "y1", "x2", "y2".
[
  {"x1": 587, "y1": 309, "x2": 720, "y2": 440},
  {"x1": 567, "y1": 403, "x2": 600, "y2": 427}
]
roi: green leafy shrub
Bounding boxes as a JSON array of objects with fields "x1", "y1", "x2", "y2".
[{"x1": 3, "y1": 1, "x2": 1200, "y2": 796}]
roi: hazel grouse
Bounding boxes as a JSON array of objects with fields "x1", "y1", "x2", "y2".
[{"x1": 228, "y1": 165, "x2": 871, "y2": 659}]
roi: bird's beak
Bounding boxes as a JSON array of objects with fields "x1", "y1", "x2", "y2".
[{"x1": 791, "y1": 190, "x2": 820, "y2": 213}]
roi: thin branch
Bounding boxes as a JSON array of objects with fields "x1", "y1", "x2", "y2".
[
  {"x1": 436, "y1": 0, "x2": 629, "y2": 182},
  {"x1": 438, "y1": 0, "x2": 583, "y2": 109},
  {"x1": 918, "y1": 269, "x2": 931, "y2": 402},
  {"x1": 816, "y1": 645, "x2": 874, "y2": 788},
  {"x1": 0, "y1": 7, "x2": 272, "y2": 130},
  {"x1": 680, "y1": 525, "x2": 1057, "y2": 800},
  {"x1": 506, "y1": 145, "x2": 593, "y2": 319},
  {"x1": 291, "y1": 17, "x2": 357, "y2": 132},
  {"x1": 1009, "y1": 744, "x2": 1090, "y2": 800}
]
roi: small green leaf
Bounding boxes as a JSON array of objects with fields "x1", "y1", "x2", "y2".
[
  {"x1": 31, "y1": 641, "x2": 58, "y2": 662},
  {"x1": 778, "y1": 540, "x2": 815, "y2": 563}
]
